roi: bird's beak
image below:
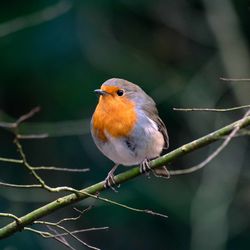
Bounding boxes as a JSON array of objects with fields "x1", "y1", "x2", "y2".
[{"x1": 94, "y1": 89, "x2": 108, "y2": 96}]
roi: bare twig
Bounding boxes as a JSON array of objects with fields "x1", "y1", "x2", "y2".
[
  {"x1": 0, "y1": 107, "x2": 89, "y2": 190},
  {"x1": 0, "y1": 213, "x2": 21, "y2": 224},
  {"x1": 0, "y1": 157, "x2": 23, "y2": 164},
  {"x1": 25, "y1": 227, "x2": 76, "y2": 250},
  {"x1": 78, "y1": 190, "x2": 168, "y2": 219},
  {"x1": 0, "y1": 111, "x2": 90, "y2": 137},
  {"x1": 47, "y1": 227, "x2": 109, "y2": 238},
  {"x1": 17, "y1": 134, "x2": 49, "y2": 139},
  {"x1": 0, "y1": 106, "x2": 40, "y2": 130},
  {"x1": 47, "y1": 225, "x2": 76, "y2": 250},
  {"x1": 14, "y1": 138, "x2": 48, "y2": 189},
  {"x1": 25, "y1": 207, "x2": 104, "y2": 250},
  {"x1": 16, "y1": 107, "x2": 41, "y2": 126},
  {"x1": 0, "y1": 181, "x2": 42, "y2": 189},
  {"x1": 220, "y1": 77, "x2": 250, "y2": 81},
  {"x1": 30, "y1": 166, "x2": 90, "y2": 173},
  {"x1": 170, "y1": 109, "x2": 250, "y2": 176},
  {"x1": 173, "y1": 104, "x2": 250, "y2": 112},
  {"x1": 47, "y1": 207, "x2": 91, "y2": 226},
  {"x1": 24, "y1": 227, "x2": 52, "y2": 237},
  {"x1": 0, "y1": 157, "x2": 89, "y2": 172},
  {"x1": 25, "y1": 226, "x2": 109, "y2": 239},
  {"x1": 34, "y1": 221, "x2": 101, "y2": 250}
]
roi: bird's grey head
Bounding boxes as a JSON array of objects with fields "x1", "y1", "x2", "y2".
[{"x1": 101, "y1": 78, "x2": 155, "y2": 108}]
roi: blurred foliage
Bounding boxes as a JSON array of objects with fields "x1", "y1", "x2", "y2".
[{"x1": 0, "y1": 0, "x2": 250, "y2": 249}]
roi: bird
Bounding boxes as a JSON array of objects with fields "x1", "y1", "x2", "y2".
[{"x1": 91, "y1": 78, "x2": 169, "y2": 188}]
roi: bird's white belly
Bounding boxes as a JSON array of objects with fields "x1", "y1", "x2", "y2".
[{"x1": 97, "y1": 118, "x2": 164, "y2": 166}]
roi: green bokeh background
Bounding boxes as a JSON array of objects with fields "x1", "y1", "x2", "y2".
[{"x1": 0, "y1": 0, "x2": 250, "y2": 249}]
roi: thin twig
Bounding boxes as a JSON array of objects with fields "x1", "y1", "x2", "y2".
[
  {"x1": 0, "y1": 157, "x2": 23, "y2": 164},
  {"x1": 220, "y1": 77, "x2": 250, "y2": 81},
  {"x1": 34, "y1": 221, "x2": 101, "y2": 250},
  {"x1": 170, "y1": 109, "x2": 250, "y2": 176},
  {"x1": 50, "y1": 207, "x2": 91, "y2": 225},
  {"x1": 0, "y1": 107, "x2": 89, "y2": 190},
  {"x1": 46, "y1": 227, "x2": 109, "y2": 238},
  {"x1": 14, "y1": 139, "x2": 47, "y2": 189},
  {"x1": 0, "y1": 181, "x2": 42, "y2": 189},
  {"x1": 31, "y1": 166, "x2": 90, "y2": 173},
  {"x1": 0, "y1": 107, "x2": 40, "y2": 130},
  {"x1": 25, "y1": 206, "x2": 103, "y2": 249},
  {"x1": 0, "y1": 122, "x2": 15, "y2": 129},
  {"x1": 24, "y1": 227, "x2": 52, "y2": 237},
  {"x1": 78, "y1": 190, "x2": 168, "y2": 219},
  {"x1": 25, "y1": 226, "x2": 109, "y2": 239},
  {"x1": 173, "y1": 104, "x2": 250, "y2": 112},
  {"x1": 0, "y1": 213, "x2": 21, "y2": 224},
  {"x1": 47, "y1": 225, "x2": 76, "y2": 250},
  {"x1": 16, "y1": 107, "x2": 41, "y2": 126},
  {"x1": 25, "y1": 226, "x2": 76, "y2": 250},
  {"x1": 17, "y1": 134, "x2": 49, "y2": 139}
]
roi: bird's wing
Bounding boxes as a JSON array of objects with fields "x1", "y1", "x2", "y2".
[{"x1": 142, "y1": 99, "x2": 169, "y2": 150}]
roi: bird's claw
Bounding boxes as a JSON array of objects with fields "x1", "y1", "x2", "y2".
[
  {"x1": 104, "y1": 174, "x2": 119, "y2": 192},
  {"x1": 140, "y1": 159, "x2": 151, "y2": 174}
]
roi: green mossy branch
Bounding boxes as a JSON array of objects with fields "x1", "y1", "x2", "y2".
[{"x1": 0, "y1": 115, "x2": 249, "y2": 240}]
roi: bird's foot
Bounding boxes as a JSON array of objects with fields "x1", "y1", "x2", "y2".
[
  {"x1": 140, "y1": 159, "x2": 151, "y2": 177},
  {"x1": 103, "y1": 164, "x2": 120, "y2": 192}
]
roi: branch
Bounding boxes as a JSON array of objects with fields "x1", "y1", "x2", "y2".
[{"x1": 0, "y1": 113, "x2": 249, "y2": 239}]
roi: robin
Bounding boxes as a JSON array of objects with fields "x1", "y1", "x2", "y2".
[{"x1": 91, "y1": 78, "x2": 169, "y2": 188}]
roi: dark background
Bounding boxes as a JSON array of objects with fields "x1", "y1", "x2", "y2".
[{"x1": 0, "y1": 0, "x2": 250, "y2": 249}]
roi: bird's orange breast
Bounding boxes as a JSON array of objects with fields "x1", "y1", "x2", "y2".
[{"x1": 92, "y1": 94, "x2": 137, "y2": 142}]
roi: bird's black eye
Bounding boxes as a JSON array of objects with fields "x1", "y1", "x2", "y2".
[{"x1": 117, "y1": 89, "x2": 124, "y2": 96}]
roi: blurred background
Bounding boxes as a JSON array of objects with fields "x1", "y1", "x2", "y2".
[{"x1": 0, "y1": 0, "x2": 250, "y2": 249}]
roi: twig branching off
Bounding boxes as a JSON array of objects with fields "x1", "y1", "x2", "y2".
[
  {"x1": 170, "y1": 109, "x2": 250, "y2": 175},
  {"x1": 47, "y1": 225, "x2": 76, "y2": 250},
  {"x1": 173, "y1": 104, "x2": 250, "y2": 112},
  {"x1": 26, "y1": 207, "x2": 105, "y2": 250},
  {"x1": 0, "y1": 110, "x2": 249, "y2": 240},
  {"x1": 25, "y1": 224, "x2": 109, "y2": 250},
  {"x1": 0, "y1": 107, "x2": 89, "y2": 173},
  {"x1": 0, "y1": 213, "x2": 21, "y2": 224},
  {"x1": 34, "y1": 221, "x2": 101, "y2": 250},
  {"x1": 25, "y1": 227, "x2": 76, "y2": 250}
]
